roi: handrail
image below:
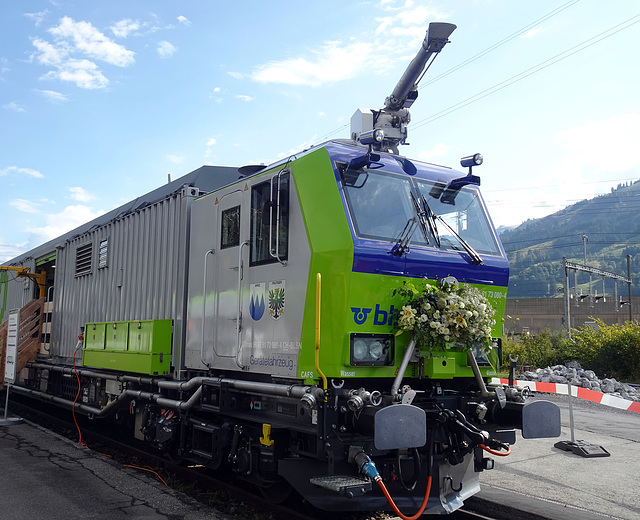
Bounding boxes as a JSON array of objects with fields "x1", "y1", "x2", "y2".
[
  {"x1": 269, "y1": 169, "x2": 288, "y2": 266},
  {"x1": 200, "y1": 249, "x2": 215, "y2": 368},
  {"x1": 235, "y1": 241, "x2": 249, "y2": 368},
  {"x1": 43, "y1": 285, "x2": 55, "y2": 353}
]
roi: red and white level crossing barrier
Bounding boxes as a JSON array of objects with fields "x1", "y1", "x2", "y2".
[{"x1": 490, "y1": 378, "x2": 640, "y2": 414}]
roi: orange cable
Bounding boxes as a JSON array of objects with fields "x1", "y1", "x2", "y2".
[
  {"x1": 71, "y1": 342, "x2": 86, "y2": 447},
  {"x1": 479, "y1": 443, "x2": 511, "y2": 456},
  {"x1": 377, "y1": 475, "x2": 432, "y2": 520},
  {"x1": 124, "y1": 465, "x2": 168, "y2": 486}
]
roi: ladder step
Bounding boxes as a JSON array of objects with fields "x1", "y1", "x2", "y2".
[{"x1": 310, "y1": 475, "x2": 372, "y2": 497}]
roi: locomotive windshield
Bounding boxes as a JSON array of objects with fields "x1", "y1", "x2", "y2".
[{"x1": 343, "y1": 169, "x2": 501, "y2": 256}]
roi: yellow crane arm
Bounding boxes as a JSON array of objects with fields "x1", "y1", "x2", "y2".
[{"x1": 0, "y1": 266, "x2": 46, "y2": 299}]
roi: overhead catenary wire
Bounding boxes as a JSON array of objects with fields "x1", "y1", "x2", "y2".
[
  {"x1": 412, "y1": 12, "x2": 640, "y2": 130},
  {"x1": 420, "y1": 0, "x2": 583, "y2": 88},
  {"x1": 307, "y1": 1, "x2": 584, "y2": 145},
  {"x1": 485, "y1": 178, "x2": 640, "y2": 194}
]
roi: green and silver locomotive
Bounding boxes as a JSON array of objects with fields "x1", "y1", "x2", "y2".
[{"x1": 1, "y1": 22, "x2": 559, "y2": 516}]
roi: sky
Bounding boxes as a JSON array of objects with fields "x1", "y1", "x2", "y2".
[{"x1": 2, "y1": 0, "x2": 640, "y2": 262}]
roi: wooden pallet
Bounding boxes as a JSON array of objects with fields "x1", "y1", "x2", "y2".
[{"x1": 0, "y1": 297, "x2": 45, "y2": 388}]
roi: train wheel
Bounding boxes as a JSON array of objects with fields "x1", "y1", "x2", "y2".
[{"x1": 258, "y1": 479, "x2": 293, "y2": 504}]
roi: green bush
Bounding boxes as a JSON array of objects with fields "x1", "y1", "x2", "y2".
[
  {"x1": 570, "y1": 319, "x2": 640, "y2": 383},
  {"x1": 502, "y1": 321, "x2": 640, "y2": 383},
  {"x1": 501, "y1": 329, "x2": 575, "y2": 369}
]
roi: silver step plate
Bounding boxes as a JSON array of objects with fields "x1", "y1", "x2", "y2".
[{"x1": 310, "y1": 475, "x2": 372, "y2": 497}]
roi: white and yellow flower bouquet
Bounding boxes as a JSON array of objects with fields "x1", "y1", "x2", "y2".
[{"x1": 393, "y1": 278, "x2": 496, "y2": 354}]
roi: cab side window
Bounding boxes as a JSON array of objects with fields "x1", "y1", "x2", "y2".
[
  {"x1": 220, "y1": 205, "x2": 240, "y2": 249},
  {"x1": 250, "y1": 174, "x2": 289, "y2": 266}
]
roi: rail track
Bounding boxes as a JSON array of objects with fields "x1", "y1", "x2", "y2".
[{"x1": 7, "y1": 395, "x2": 550, "y2": 520}]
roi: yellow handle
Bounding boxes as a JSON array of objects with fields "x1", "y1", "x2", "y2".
[{"x1": 315, "y1": 273, "x2": 327, "y2": 394}]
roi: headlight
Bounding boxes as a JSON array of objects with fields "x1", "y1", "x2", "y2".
[
  {"x1": 353, "y1": 339, "x2": 369, "y2": 361},
  {"x1": 350, "y1": 334, "x2": 394, "y2": 366}
]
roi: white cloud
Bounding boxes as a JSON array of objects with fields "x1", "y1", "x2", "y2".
[
  {"x1": 31, "y1": 37, "x2": 66, "y2": 66},
  {"x1": 34, "y1": 89, "x2": 68, "y2": 103},
  {"x1": 251, "y1": 40, "x2": 374, "y2": 87},
  {"x1": 27, "y1": 205, "x2": 105, "y2": 242},
  {"x1": 3, "y1": 102, "x2": 25, "y2": 112},
  {"x1": 0, "y1": 239, "x2": 28, "y2": 263},
  {"x1": 24, "y1": 10, "x2": 49, "y2": 27},
  {"x1": 0, "y1": 166, "x2": 44, "y2": 178},
  {"x1": 248, "y1": 2, "x2": 441, "y2": 89},
  {"x1": 375, "y1": 1, "x2": 450, "y2": 34},
  {"x1": 378, "y1": 0, "x2": 412, "y2": 10},
  {"x1": 42, "y1": 58, "x2": 109, "y2": 89},
  {"x1": 31, "y1": 16, "x2": 135, "y2": 89},
  {"x1": 521, "y1": 28, "x2": 541, "y2": 39},
  {"x1": 177, "y1": 16, "x2": 191, "y2": 26},
  {"x1": 235, "y1": 94, "x2": 254, "y2": 102},
  {"x1": 69, "y1": 186, "x2": 95, "y2": 202},
  {"x1": 166, "y1": 155, "x2": 185, "y2": 164},
  {"x1": 228, "y1": 71, "x2": 244, "y2": 80},
  {"x1": 491, "y1": 113, "x2": 640, "y2": 227},
  {"x1": 210, "y1": 87, "x2": 223, "y2": 102},
  {"x1": 417, "y1": 142, "x2": 453, "y2": 162},
  {"x1": 10, "y1": 199, "x2": 40, "y2": 213},
  {"x1": 111, "y1": 19, "x2": 141, "y2": 38},
  {"x1": 206, "y1": 137, "x2": 217, "y2": 146},
  {"x1": 157, "y1": 41, "x2": 177, "y2": 58},
  {"x1": 555, "y1": 113, "x2": 640, "y2": 174},
  {"x1": 49, "y1": 17, "x2": 135, "y2": 66},
  {"x1": 274, "y1": 136, "x2": 319, "y2": 162}
]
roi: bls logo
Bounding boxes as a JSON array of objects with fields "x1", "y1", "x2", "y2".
[{"x1": 351, "y1": 304, "x2": 396, "y2": 326}]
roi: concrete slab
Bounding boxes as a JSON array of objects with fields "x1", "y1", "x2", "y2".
[
  {"x1": 477, "y1": 393, "x2": 640, "y2": 520},
  {"x1": 0, "y1": 420, "x2": 228, "y2": 520}
]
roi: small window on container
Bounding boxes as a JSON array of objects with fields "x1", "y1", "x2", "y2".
[
  {"x1": 98, "y1": 238, "x2": 109, "y2": 268},
  {"x1": 75, "y1": 243, "x2": 93, "y2": 276},
  {"x1": 221, "y1": 205, "x2": 241, "y2": 249}
]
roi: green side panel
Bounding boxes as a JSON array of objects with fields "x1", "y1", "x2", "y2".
[
  {"x1": 84, "y1": 323, "x2": 106, "y2": 350},
  {"x1": 128, "y1": 320, "x2": 172, "y2": 353},
  {"x1": 82, "y1": 350, "x2": 171, "y2": 375},
  {"x1": 290, "y1": 148, "x2": 355, "y2": 382},
  {"x1": 106, "y1": 322, "x2": 129, "y2": 350},
  {"x1": 36, "y1": 252, "x2": 56, "y2": 266},
  {"x1": 82, "y1": 319, "x2": 173, "y2": 375}
]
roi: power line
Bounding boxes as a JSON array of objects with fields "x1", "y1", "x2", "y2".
[
  {"x1": 503, "y1": 232, "x2": 640, "y2": 246},
  {"x1": 308, "y1": 2, "x2": 586, "y2": 147},
  {"x1": 484, "y1": 178, "x2": 640, "y2": 194},
  {"x1": 506, "y1": 240, "x2": 640, "y2": 255},
  {"x1": 420, "y1": 0, "x2": 582, "y2": 88},
  {"x1": 411, "y1": 13, "x2": 640, "y2": 130}
]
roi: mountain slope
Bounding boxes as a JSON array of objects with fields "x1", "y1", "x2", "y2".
[{"x1": 499, "y1": 180, "x2": 640, "y2": 298}]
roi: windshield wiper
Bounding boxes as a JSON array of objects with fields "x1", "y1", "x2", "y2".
[
  {"x1": 389, "y1": 193, "x2": 423, "y2": 257},
  {"x1": 389, "y1": 216, "x2": 418, "y2": 257},
  {"x1": 412, "y1": 192, "x2": 431, "y2": 246},
  {"x1": 421, "y1": 196, "x2": 440, "y2": 248},
  {"x1": 426, "y1": 203, "x2": 483, "y2": 265}
]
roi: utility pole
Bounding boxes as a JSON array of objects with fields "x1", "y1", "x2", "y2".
[
  {"x1": 563, "y1": 259, "x2": 632, "y2": 326},
  {"x1": 628, "y1": 254, "x2": 633, "y2": 322},
  {"x1": 563, "y1": 257, "x2": 571, "y2": 333},
  {"x1": 582, "y1": 234, "x2": 592, "y2": 306}
]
